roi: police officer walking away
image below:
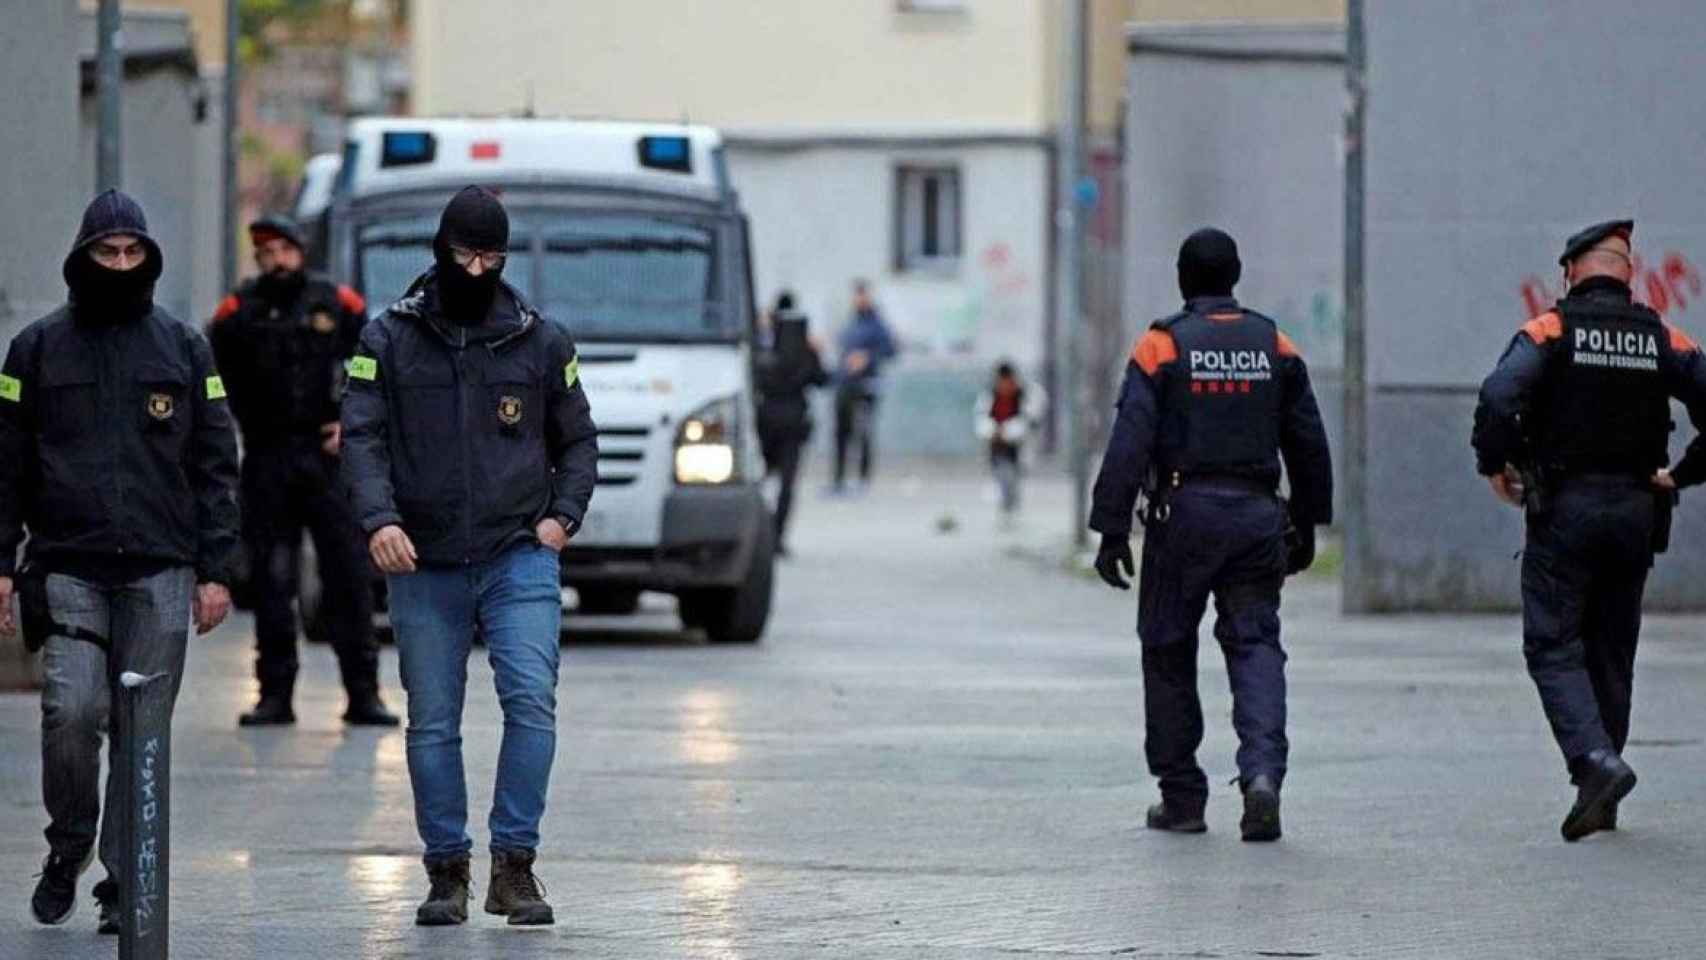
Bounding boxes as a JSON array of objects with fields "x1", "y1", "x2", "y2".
[
  {"x1": 342, "y1": 186, "x2": 598, "y2": 926},
  {"x1": 0, "y1": 190, "x2": 241, "y2": 932},
  {"x1": 1473, "y1": 220, "x2": 1706, "y2": 841},
  {"x1": 209, "y1": 214, "x2": 396, "y2": 727},
  {"x1": 1089, "y1": 228, "x2": 1333, "y2": 842},
  {"x1": 755, "y1": 291, "x2": 828, "y2": 555}
]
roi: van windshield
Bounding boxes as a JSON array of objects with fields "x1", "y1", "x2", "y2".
[{"x1": 356, "y1": 207, "x2": 729, "y2": 342}]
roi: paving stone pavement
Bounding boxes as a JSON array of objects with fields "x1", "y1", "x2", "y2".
[{"x1": 3, "y1": 463, "x2": 1705, "y2": 958}]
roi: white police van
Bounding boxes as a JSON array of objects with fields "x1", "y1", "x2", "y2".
[{"x1": 324, "y1": 118, "x2": 774, "y2": 642}]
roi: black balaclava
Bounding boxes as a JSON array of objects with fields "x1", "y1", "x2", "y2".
[
  {"x1": 250, "y1": 213, "x2": 309, "y2": 304},
  {"x1": 62, "y1": 189, "x2": 163, "y2": 325},
  {"x1": 1177, "y1": 227, "x2": 1242, "y2": 301},
  {"x1": 433, "y1": 186, "x2": 509, "y2": 325}
]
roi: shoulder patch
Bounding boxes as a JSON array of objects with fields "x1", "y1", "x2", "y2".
[
  {"x1": 336, "y1": 285, "x2": 366, "y2": 315},
  {"x1": 0, "y1": 373, "x2": 20, "y2": 403},
  {"x1": 1666, "y1": 322, "x2": 1700, "y2": 353},
  {"x1": 205, "y1": 375, "x2": 227, "y2": 400},
  {"x1": 564, "y1": 356, "x2": 580, "y2": 390},
  {"x1": 348, "y1": 355, "x2": 378, "y2": 381},
  {"x1": 1276, "y1": 331, "x2": 1302, "y2": 358},
  {"x1": 211, "y1": 294, "x2": 240, "y2": 323},
  {"x1": 1131, "y1": 330, "x2": 1179, "y2": 377},
  {"x1": 1522, "y1": 311, "x2": 1564, "y2": 344}
]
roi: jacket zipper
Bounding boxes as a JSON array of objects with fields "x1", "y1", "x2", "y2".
[{"x1": 455, "y1": 329, "x2": 473, "y2": 565}]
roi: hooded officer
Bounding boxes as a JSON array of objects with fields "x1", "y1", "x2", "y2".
[
  {"x1": 208, "y1": 214, "x2": 396, "y2": 728},
  {"x1": 1, "y1": 190, "x2": 240, "y2": 932},
  {"x1": 1088, "y1": 227, "x2": 1333, "y2": 842},
  {"x1": 1473, "y1": 219, "x2": 1706, "y2": 841},
  {"x1": 755, "y1": 291, "x2": 828, "y2": 554},
  {"x1": 341, "y1": 186, "x2": 598, "y2": 927}
]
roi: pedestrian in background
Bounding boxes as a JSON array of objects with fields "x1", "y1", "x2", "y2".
[
  {"x1": 974, "y1": 361, "x2": 1046, "y2": 521},
  {"x1": 755, "y1": 291, "x2": 828, "y2": 555},
  {"x1": 1089, "y1": 227, "x2": 1333, "y2": 842},
  {"x1": 209, "y1": 214, "x2": 396, "y2": 728},
  {"x1": 831, "y1": 279, "x2": 897, "y2": 494},
  {"x1": 1472, "y1": 219, "x2": 1706, "y2": 841},
  {"x1": 0, "y1": 190, "x2": 241, "y2": 933},
  {"x1": 341, "y1": 186, "x2": 598, "y2": 926}
]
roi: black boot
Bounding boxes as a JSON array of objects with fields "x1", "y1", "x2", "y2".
[
  {"x1": 1562, "y1": 749, "x2": 1636, "y2": 842},
  {"x1": 93, "y1": 878, "x2": 118, "y2": 935},
  {"x1": 343, "y1": 691, "x2": 400, "y2": 727},
  {"x1": 239, "y1": 694, "x2": 296, "y2": 727},
  {"x1": 1145, "y1": 798, "x2": 1207, "y2": 834},
  {"x1": 1240, "y1": 775, "x2": 1282, "y2": 842},
  {"x1": 416, "y1": 853, "x2": 471, "y2": 926},
  {"x1": 30, "y1": 848, "x2": 91, "y2": 925},
  {"x1": 486, "y1": 848, "x2": 554, "y2": 925}
]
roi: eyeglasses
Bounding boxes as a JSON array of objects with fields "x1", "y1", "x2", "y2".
[
  {"x1": 449, "y1": 245, "x2": 505, "y2": 271},
  {"x1": 91, "y1": 239, "x2": 147, "y2": 268}
]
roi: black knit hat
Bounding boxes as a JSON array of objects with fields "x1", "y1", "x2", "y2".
[
  {"x1": 436, "y1": 185, "x2": 509, "y2": 253},
  {"x1": 63, "y1": 188, "x2": 163, "y2": 289}
]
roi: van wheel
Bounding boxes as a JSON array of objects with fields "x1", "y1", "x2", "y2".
[
  {"x1": 577, "y1": 587, "x2": 641, "y2": 616},
  {"x1": 679, "y1": 524, "x2": 774, "y2": 644}
]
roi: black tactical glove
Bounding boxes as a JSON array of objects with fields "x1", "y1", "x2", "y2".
[
  {"x1": 1095, "y1": 534, "x2": 1135, "y2": 590},
  {"x1": 1285, "y1": 522, "x2": 1316, "y2": 576}
]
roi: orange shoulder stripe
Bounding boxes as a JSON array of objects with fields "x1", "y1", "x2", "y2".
[
  {"x1": 1276, "y1": 331, "x2": 1301, "y2": 358},
  {"x1": 1131, "y1": 329, "x2": 1178, "y2": 376},
  {"x1": 336, "y1": 285, "x2": 366, "y2": 315},
  {"x1": 1666, "y1": 322, "x2": 1700, "y2": 353},
  {"x1": 211, "y1": 294, "x2": 240, "y2": 323},
  {"x1": 1521, "y1": 311, "x2": 1563, "y2": 344}
]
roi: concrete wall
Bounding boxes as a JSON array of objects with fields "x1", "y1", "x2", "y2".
[
  {"x1": 412, "y1": 0, "x2": 1055, "y2": 129},
  {"x1": 1121, "y1": 22, "x2": 1346, "y2": 499},
  {"x1": 0, "y1": 3, "x2": 81, "y2": 340},
  {"x1": 74, "y1": 9, "x2": 214, "y2": 324},
  {"x1": 1358, "y1": 0, "x2": 1706, "y2": 610},
  {"x1": 731, "y1": 138, "x2": 1051, "y2": 457}
]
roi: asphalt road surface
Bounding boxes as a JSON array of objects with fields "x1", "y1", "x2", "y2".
[{"x1": 3, "y1": 466, "x2": 1704, "y2": 958}]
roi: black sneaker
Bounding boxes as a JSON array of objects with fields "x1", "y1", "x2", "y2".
[
  {"x1": 485, "y1": 848, "x2": 555, "y2": 926},
  {"x1": 1240, "y1": 775, "x2": 1283, "y2": 842},
  {"x1": 416, "y1": 853, "x2": 471, "y2": 926},
  {"x1": 30, "y1": 848, "x2": 92, "y2": 925},
  {"x1": 93, "y1": 878, "x2": 119, "y2": 935},
  {"x1": 239, "y1": 695, "x2": 296, "y2": 727},
  {"x1": 1145, "y1": 799, "x2": 1208, "y2": 834},
  {"x1": 1562, "y1": 749, "x2": 1636, "y2": 842}
]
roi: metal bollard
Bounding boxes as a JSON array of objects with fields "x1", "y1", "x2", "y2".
[{"x1": 118, "y1": 671, "x2": 172, "y2": 960}]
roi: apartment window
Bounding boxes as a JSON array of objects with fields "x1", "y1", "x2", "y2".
[
  {"x1": 895, "y1": 165, "x2": 963, "y2": 273},
  {"x1": 897, "y1": 0, "x2": 966, "y2": 11}
]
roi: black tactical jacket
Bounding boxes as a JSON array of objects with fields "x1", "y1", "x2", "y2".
[
  {"x1": 0, "y1": 308, "x2": 243, "y2": 583},
  {"x1": 340, "y1": 268, "x2": 599, "y2": 566}
]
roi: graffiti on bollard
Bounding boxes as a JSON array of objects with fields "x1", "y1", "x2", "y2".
[{"x1": 119, "y1": 670, "x2": 171, "y2": 960}]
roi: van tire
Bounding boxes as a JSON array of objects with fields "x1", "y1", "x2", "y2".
[
  {"x1": 679, "y1": 524, "x2": 774, "y2": 644},
  {"x1": 577, "y1": 587, "x2": 641, "y2": 616}
]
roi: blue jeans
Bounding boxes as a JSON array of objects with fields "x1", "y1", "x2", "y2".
[{"x1": 388, "y1": 543, "x2": 562, "y2": 859}]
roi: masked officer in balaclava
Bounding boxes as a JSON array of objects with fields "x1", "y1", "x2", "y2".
[
  {"x1": 341, "y1": 186, "x2": 598, "y2": 927},
  {"x1": 209, "y1": 214, "x2": 396, "y2": 728},
  {"x1": 2, "y1": 190, "x2": 240, "y2": 933},
  {"x1": 1089, "y1": 228, "x2": 1333, "y2": 842}
]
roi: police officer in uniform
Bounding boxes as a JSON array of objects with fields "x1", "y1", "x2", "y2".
[
  {"x1": 1090, "y1": 228, "x2": 1333, "y2": 842},
  {"x1": 1473, "y1": 219, "x2": 1706, "y2": 841},
  {"x1": 209, "y1": 214, "x2": 396, "y2": 727}
]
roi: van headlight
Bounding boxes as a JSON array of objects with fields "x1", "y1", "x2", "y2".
[{"x1": 675, "y1": 395, "x2": 742, "y2": 485}]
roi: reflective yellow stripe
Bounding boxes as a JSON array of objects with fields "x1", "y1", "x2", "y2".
[
  {"x1": 348, "y1": 356, "x2": 378, "y2": 381},
  {"x1": 564, "y1": 357, "x2": 579, "y2": 390},
  {"x1": 205, "y1": 375, "x2": 226, "y2": 400},
  {"x1": 0, "y1": 374, "x2": 19, "y2": 403}
]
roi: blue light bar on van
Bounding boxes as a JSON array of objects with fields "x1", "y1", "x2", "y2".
[
  {"x1": 381, "y1": 131, "x2": 437, "y2": 168},
  {"x1": 637, "y1": 135, "x2": 692, "y2": 173}
]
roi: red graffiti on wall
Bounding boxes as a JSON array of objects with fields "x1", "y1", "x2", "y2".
[{"x1": 1520, "y1": 251, "x2": 1703, "y2": 318}]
